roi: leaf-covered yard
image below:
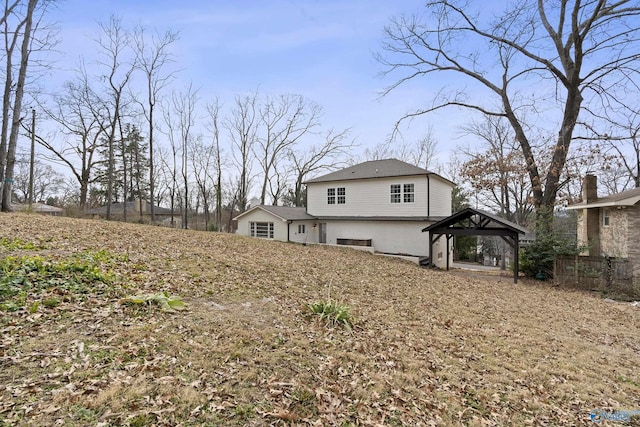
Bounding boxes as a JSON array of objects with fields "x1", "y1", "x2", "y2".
[{"x1": 0, "y1": 213, "x2": 639, "y2": 426}]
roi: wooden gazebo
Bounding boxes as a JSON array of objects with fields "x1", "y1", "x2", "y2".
[{"x1": 422, "y1": 208, "x2": 528, "y2": 283}]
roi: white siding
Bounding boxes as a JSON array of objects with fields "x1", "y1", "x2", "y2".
[
  {"x1": 307, "y1": 175, "x2": 452, "y2": 217},
  {"x1": 288, "y1": 220, "x2": 319, "y2": 244},
  {"x1": 235, "y1": 209, "x2": 288, "y2": 241},
  {"x1": 320, "y1": 219, "x2": 450, "y2": 265},
  {"x1": 236, "y1": 210, "x2": 319, "y2": 244},
  {"x1": 428, "y1": 175, "x2": 453, "y2": 216}
]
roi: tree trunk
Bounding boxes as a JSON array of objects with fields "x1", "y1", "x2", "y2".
[
  {"x1": 2, "y1": 0, "x2": 38, "y2": 211},
  {"x1": 149, "y1": 106, "x2": 155, "y2": 221}
]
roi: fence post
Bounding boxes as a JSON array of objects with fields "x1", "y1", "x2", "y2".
[{"x1": 605, "y1": 256, "x2": 612, "y2": 293}]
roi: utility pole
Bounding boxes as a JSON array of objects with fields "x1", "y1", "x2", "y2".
[{"x1": 28, "y1": 108, "x2": 35, "y2": 209}]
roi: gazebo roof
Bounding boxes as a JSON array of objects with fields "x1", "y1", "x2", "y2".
[
  {"x1": 421, "y1": 207, "x2": 528, "y2": 283},
  {"x1": 422, "y1": 207, "x2": 528, "y2": 236}
]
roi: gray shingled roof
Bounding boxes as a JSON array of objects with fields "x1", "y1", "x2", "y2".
[
  {"x1": 305, "y1": 158, "x2": 450, "y2": 184},
  {"x1": 566, "y1": 186, "x2": 640, "y2": 210},
  {"x1": 258, "y1": 205, "x2": 316, "y2": 220},
  {"x1": 234, "y1": 205, "x2": 315, "y2": 221}
]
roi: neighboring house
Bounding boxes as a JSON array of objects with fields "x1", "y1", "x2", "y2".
[
  {"x1": 85, "y1": 199, "x2": 176, "y2": 224},
  {"x1": 234, "y1": 159, "x2": 454, "y2": 267},
  {"x1": 12, "y1": 202, "x2": 64, "y2": 216},
  {"x1": 567, "y1": 174, "x2": 640, "y2": 278}
]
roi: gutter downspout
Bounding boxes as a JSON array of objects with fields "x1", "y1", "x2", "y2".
[
  {"x1": 427, "y1": 174, "x2": 431, "y2": 217},
  {"x1": 287, "y1": 220, "x2": 291, "y2": 242}
]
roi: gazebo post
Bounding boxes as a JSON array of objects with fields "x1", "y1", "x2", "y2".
[
  {"x1": 446, "y1": 234, "x2": 452, "y2": 271},
  {"x1": 514, "y1": 235, "x2": 519, "y2": 284},
  {"x1": 429, "y1": 233, "x2": 434, "y2": 267}
]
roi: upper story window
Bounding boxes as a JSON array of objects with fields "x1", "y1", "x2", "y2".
[
  {"x1": 403, "y1": 184, "x2": 415, "y2": 203},
  {"x1": 603, "y1": 208, "x2": 610, "y2": 227},
  {"x1": 390, "y1": 184, "x2": 401, "y2": 203},
  {"x1": 327, "y1": 187, "x2": 345, "y2": 205},
  {"x1": 327, "y1": 188, "x2": 336, "y2": 204},
  {"x1": 391, "y1": 183, "x2": 414, "y2": 203}
]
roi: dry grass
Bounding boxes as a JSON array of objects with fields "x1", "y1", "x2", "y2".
[{"x1": 0, "y1": 212, "x2": 639, "y2": 426}]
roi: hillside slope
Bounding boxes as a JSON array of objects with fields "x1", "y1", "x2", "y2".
[{"x1": 1, "y1": 213, "x2": 638, "y2": 426}]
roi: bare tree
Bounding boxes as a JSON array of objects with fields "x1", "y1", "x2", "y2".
[
  {"x1": 156, "y1": 140, "x2": 179, "y2": 226},
  {"x1": 206, "y1": 99, "x2": 224, "y2": 230},
  {"x1": 378, "y1": 0, "x2": 640, "y2": 228},
  {"x1": 188, "y1": 133, "x2": 217, "y2": 230},
  {"x1": 94, "y1": 15, "x2": 136, "y2": 219},
  {"x1": 580, "y1": 105, "x2": 640, "y2": 190},
  {"x1": 0, "y1": 1, "x2": 20, "y2": 27},
  {"x1": 226, "y1": 92, "x2": 258, "y2": 213},
  {"x1": 286, "y1": 128, "x2": 354, "y2": 207},
  {"x1": 365, "y1": 125, "x2": 439, "y2": 170},
  {"x1": 460, "y1": 116, "x2": 533, "y2": 225},
  {"x1": 267, "y1": 157, "x2": 291, "y2": 205},
  {"x1": 34, "y1": 68, "x2": 107, "y2": 211},
  {"x1": 256, "y1": 93, "x2": 321, "y2": 204},
  {"x1": 13, "y1": 151, "x2": 63, "y2": 203},
  {"x1": 132, "y1": 25, "x2": 179, "y2": 222},
  {"x1": 165, "y1": 84, "x2": 198, "y2": 229},
  {"x1": 1, "y1": 0, "x2": 39, "y2": 211}
]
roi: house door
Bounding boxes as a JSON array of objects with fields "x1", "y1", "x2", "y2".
[{"x1": 319, "y1": 223, "x2": 327, "y2": 243}]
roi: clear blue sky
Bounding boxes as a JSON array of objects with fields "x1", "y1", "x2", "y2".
[{"x1": 47, "y1": 0, "x2": 461, "y2": 161}]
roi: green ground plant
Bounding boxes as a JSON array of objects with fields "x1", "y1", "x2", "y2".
[
  {"x1": 0, "y1": 251, "x2": 124, "y2": 312},
  {"x1": 307, "y1": 299, "x2": 353, "y2": 330},
  {"x1": 307, "y1": 281, "x2": 354, "y2": 330},
  {"x1": 121, "y1": 291, "x2": 187, "y2": 312}
]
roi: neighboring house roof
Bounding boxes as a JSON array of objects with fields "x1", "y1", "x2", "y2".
[
  {"x1": 305, "y1": 158, "x2": 454, "y2": 185},
  {"x1": 566, "y1": 187, "x2": 640, "y2": 210},
  {"x1": 11, "y1": 203, "x2": 64, "y2": 214},
  {"x1": 233, "y1": 205, "x2": 315, "y2": 222},
  {"x1": 86, "y1": 201, "x2": 174, "y2": 215},
  {"x1": 422, "y1": 207, "x2": 528, "y2": 235}
]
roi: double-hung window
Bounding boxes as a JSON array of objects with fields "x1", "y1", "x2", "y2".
[
  {"x1": 391, "y1": 183, "x2": 415, "y2": 203},
  {"x1": 403, "y1": 184, "x2": 415, "y2": 203},
  {"x1": 327, "y1": 188, "x2": 336, "y2": 204},
  {"x1": 390, "y1": 184, "x2": 401, "y2": 203},
  {"x1": 328, "y1": 187, "x2": 346, "y2": 205},
  {"x1": 250, "y1": 222, "x2": 274, "y2": 238}
]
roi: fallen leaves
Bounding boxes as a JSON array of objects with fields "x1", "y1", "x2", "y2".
[{"x1": 1, "y1": 212, "x2": 640, "y2": 426}]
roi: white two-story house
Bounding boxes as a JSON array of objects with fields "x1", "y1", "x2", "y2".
[{"x1": 234, "y1": 159, "x2": 454, "y2": 266}]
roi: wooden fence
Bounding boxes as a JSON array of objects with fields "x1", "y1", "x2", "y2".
[{"x1": 554, "y1": 255, "x2": 638, "y2": 299}]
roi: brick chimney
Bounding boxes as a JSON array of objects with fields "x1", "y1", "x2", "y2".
[
  {"x1": 583, "y1": 174, "x2": 598, "y2": 204},
  {"x1": 583, "y1": 174, "x2": 600, "y2": 256}
]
